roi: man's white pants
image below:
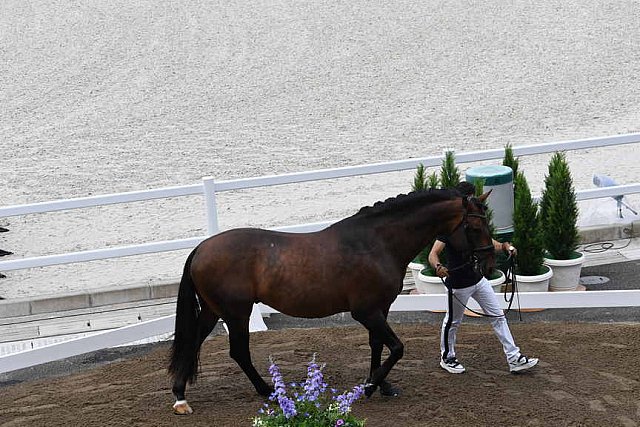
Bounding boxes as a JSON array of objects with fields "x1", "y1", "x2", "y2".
[{"x1": 440, "y1": 277, "x2": 520, "y2": 363}]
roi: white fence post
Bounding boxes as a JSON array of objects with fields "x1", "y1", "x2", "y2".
[
  {"x1": 201, "y1": 176, "x2": 267, "y2": 332},
  {"x1": 202, "y1": 176, "x2": 220, "y2": 235}
]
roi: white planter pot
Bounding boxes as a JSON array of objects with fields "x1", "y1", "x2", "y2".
[
  {"x1": 416, "y1": 269, "x2": 447, "y2": 294},
  {"x1": 408, "y1": 262, "x2": 425, "y2": 285},
  {"x1": 416, "y1": 268, "x2": 506, "y2": 294},
  {"x1": 488, "y1": 270, "x2": 506, "y2": 292},
  {"x1": 513, "y1": 265, "x2": 553, "y2": 292},
  {"x1": 544, "y1": 252, "x2": 585, "y2": 292}
]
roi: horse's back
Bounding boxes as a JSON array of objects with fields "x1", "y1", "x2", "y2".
[{"x1": 190, "y1": 227, "x2": 361, "y2": 317}]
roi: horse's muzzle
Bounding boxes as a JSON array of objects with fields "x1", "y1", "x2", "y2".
[{"x1": 475, "y1": 252, "x2": 496, "y2": 278}]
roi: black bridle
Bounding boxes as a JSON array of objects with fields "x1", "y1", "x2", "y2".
[{"x1": 448, "y1": 196, "x2": 494, "y2": 276}]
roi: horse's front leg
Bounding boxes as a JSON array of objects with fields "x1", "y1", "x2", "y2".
[{"x1": 353, "y1": 309, "x2": 404, "y2": 398}]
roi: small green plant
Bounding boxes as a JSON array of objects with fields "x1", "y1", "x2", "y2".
[
  {"x1": 502, "y1": 143, "x2": 519, "y2": 178},
  {"x1": 252, "y1": 356, "x2": 366, "y2": 427},
  {"x1": 512, "y1": 171, "x2": 545, "y2": 275},
  {"x1": 412, "y1": 164, "x2": 427, "y2": 191},
  {"x1": 426, "y1": 171, "x2": 439, "y2": 189},
  {"x1": 412, "y1": 164, "x2": 439, "y2": 191},
  {"x1": 539, "y1": 152, "x2": 580, "y2": 259},
  {"x1": 440, "y1": 151, "x2": 461, "y2": 189}
]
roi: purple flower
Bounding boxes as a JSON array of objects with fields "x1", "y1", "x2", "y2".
[
  {"x1": 268, "y1": 358, "x2": 297, "y2": 419},
  {"x1": 301, "y1": 354, "x2": 327, "y2": 402},
  {"x1": 334, "y1": 384, "x2": 365, "y2": 414},
  {"x1": 335, "y1": 420, "x2": 345, "y2": 427}
]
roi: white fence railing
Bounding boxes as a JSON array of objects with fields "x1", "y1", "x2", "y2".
[
  {"x1": 1, "y1": 133, "x2": 640, "y2": 374},
  {"x1": 2, "y1": 132, "x2": 640, "y2": 273}
]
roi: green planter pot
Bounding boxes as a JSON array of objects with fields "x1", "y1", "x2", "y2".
[
  {"x1": 544, "y1": 251, "x2": 585, "y2": 292},
  {"x1": 514, "y1": 265, "x2": 553, "y2": 292}
]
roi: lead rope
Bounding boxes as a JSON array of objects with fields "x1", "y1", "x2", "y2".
[
  {"x1": 503, "y1": 254, "x2": 522, "y2": 321},
  {"x1": 440, "y1": 254, "x2": 520, "y2": 319}
]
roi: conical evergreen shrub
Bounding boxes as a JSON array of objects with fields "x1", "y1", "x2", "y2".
[
  {"x1": 539, "y1": 152, "x2": 580, "y2": 259},
  {"x1": 412, "y1": 164, "x2": 427, "y2": 191},
  {"x1": 512, "y1": 171, "x2": 545, "y2": 275},
  {"x1": 502, "y1": 143, "x2": 519, "y2": 178},
  {"x1": 412, "y1": 164, "x2": 439, "y2": 191},
  {"x1": 440, "y1": 151, "x2": 461, "y2": 189}
]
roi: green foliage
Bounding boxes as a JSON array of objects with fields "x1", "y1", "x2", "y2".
[
  {"x1": 412, "y1": 164, "x2": 427, "y2": 191},
  {"x1": 440, "y1": 151, "x2": 461, "y2": 189},
  {"x1": 472, "y1": 178, "x2": 496, "y2": 239},
  {"x1": 502, "y1": 143, "x2": 519, "y2": 178},
  {"x1": 426, "y1": 171, "x2": 440, "y2": 189},
  {"x1": 473, "y1": 178, "x2": 484, "y2": 197},
  {"x1": 539, "y1": 152, "x2": 580, "y2": 259},
  {"x1": 412, "y1": 164, "x2": 439, "y2": 191},
  {"x1": 512, "y1": 172, "x2": 545, "y2": 275}
]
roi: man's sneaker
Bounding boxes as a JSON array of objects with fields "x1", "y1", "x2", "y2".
[
  {"x1": 440, "y1": 357, "x2": 465, "y2": 374},
  {"x1": 509, "y1": 354, "x2": 539, "y2": 373}
]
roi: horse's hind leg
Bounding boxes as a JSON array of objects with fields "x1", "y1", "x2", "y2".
[
  {"x1": 172, "y1": 306, "x2": 219, "y2": 414},
  {"x1": 352, "y1": 309, "x2": 404, "y2": 398},
  {"x1": 225, "y1": 314, "x2": 273, "y2": 397}
]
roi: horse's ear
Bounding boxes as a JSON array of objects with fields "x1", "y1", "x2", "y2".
[{"x1": 478, "y1": 190, "x2": 492, "y2": 203}]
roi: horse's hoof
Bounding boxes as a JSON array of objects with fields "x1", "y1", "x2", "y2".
[
  {"x1": 257, "y1": 385, "x2": 274, "y2": 397},
  {"x1": 173, "y1": 400, "x2": 193, "y2": 415},
  {"x1": 364, "y1": 383, "x2": 377, "y2": 398},
  {"x1": 379, "y1": 381, "x2": 401, "y2": 397}
]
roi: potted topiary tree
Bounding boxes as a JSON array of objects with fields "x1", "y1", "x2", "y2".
[
  {"x1": 539, "y1": 152, "x2": 584, "y2": 291},
  {"x1": 511, "y1": 171, "x2": 553, "y2": 291}
]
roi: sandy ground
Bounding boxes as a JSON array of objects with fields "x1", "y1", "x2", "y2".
[
  {"x1": 1, "y1": 322, "x2": 640, "y2": 426},
  {"x1": 2, "y1": 0, "x2": 640, "y2": 299}
]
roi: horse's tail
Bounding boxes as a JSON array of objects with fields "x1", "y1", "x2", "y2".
[{"x1": 168, "y1": 248, "x2": 201, "y2": 384}]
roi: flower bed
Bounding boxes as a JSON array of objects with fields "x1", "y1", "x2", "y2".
[{"x1": 252, "y1": 355, "x2": 366, "y2": 427}]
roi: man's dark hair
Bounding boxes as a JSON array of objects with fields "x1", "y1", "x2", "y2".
[{"x1": 455, "y1": 181, "x2": 476, "y2": 197}]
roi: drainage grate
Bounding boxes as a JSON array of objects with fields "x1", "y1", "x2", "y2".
[{"x1": 579, "y1": 276, "x2": 610, "y2": 286}]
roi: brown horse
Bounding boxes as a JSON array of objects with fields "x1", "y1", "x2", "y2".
[{"x1": 168, "y1": 189, "x2": 495, "y2": 414}]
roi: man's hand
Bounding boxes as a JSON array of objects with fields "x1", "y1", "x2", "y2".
[
  {"x1": 502, "y1": 242, "x2": 517, "y2": 256},
  {"x1": 435, "y1": 263, "x2": 449, "y2": 278}
]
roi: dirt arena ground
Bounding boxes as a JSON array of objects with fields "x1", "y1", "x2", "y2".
[{"x1": 1, "y1": 322, "x2": 639, "y2": 427}]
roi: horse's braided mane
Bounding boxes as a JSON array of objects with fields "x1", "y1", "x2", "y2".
[{"x1": 351, "y1": 188, "x2": 458, "y2": 218}]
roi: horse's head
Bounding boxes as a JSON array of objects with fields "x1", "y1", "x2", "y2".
[{"x1": 446, "y1": 191, "x2": 496, "y2": 277}]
